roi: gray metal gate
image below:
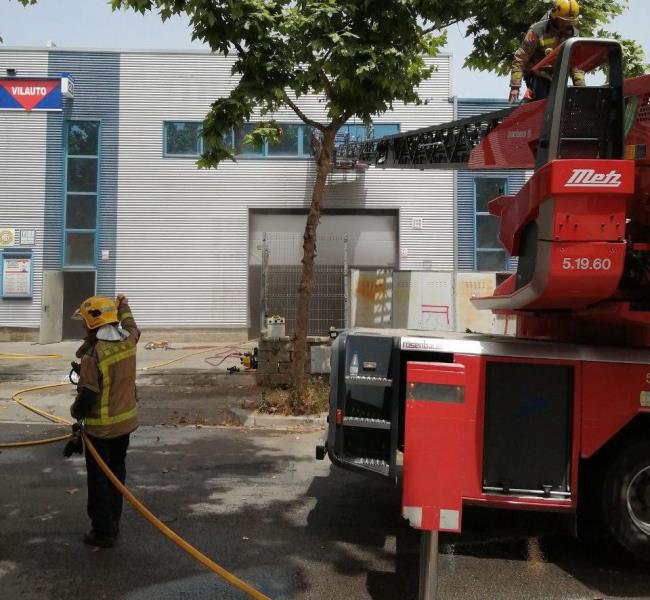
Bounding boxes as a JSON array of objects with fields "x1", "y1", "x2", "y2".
[{"x1": 261, "y1": 232, "x2": 348, "y2": 336}]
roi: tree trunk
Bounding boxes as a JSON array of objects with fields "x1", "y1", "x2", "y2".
[{"x1": 291, "y1": 129, "x2": 336, "y2": 397}]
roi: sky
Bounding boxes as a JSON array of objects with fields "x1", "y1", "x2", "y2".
[{"x1": 1, "y1": 0, "x2": 649, "y2": 100}]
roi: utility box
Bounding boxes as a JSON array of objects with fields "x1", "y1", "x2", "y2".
[
  {"x1": 265, "y1": 315, "x2": 285, "y2": 338},
  {"x1": 310, "y1": 345, "x2": 331, "y2": 374}
]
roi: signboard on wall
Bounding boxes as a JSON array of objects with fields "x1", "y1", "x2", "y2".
[
  {"x1": 20, "y1": 229, "x2": 36, "y2": 246},
  {"x1": 0, "y1": 229, "x2": 16, "y2": 247},
  {"x1": 2, "y1": 253, "x2": 32, "y2": 298},
  {"x1": 0, "y1": 78, "x2": 62, "y2": 111},
  {"x1": 0, "y1": 228, "x2": 36, "y2": 247}
]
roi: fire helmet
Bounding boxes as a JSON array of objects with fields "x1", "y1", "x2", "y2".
[
  {"x1": 72, "y1": 295, "x2": 119, "y2": 330},
  {"x1": 551, "y1": 0, "x2": 580, "y2": 23}
]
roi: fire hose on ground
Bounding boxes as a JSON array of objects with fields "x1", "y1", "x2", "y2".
[{"x1": 0, "y1": 345, "x2": 271, "y2": 600}]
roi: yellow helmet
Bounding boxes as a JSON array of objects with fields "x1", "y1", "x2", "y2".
[
  {"x1": 72, "y1": 295, "x2": 118, "y2": 330},
  {"x1": 551, "y1": 0, "x2": 580, "y2": 23}
]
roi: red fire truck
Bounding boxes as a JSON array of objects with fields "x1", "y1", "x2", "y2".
[{"x1": 317, "y1": 38, "x2": 650, "y2": 595}]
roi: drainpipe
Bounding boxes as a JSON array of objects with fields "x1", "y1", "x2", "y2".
[{"x1": 451, "y1": 95, "x2": 459, "y2": 331}]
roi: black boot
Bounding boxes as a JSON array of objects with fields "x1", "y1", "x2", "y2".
[{"x1": 83, "y1": 529, "x2": 115, "y2": 548}]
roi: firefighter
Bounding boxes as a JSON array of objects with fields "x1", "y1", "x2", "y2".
[
  {"x1": 70, "y1": 294, "x2": 140, "y2": 548},
  {"x1": 508, "y1": 0, "x2": 585, "y2": 103}
]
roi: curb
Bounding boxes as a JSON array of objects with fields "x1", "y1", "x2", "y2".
[{"x1": 229, "y1": 408, "x2": 327, "y2": 430}]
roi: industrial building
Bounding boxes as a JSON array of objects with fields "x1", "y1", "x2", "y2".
[{"x1": 0, "y1": 46, "x2": 527, "y2": 341}]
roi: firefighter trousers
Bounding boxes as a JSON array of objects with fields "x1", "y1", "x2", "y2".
[{"x1": 84, "y1": 432, "x2": 130, "y2": 538}]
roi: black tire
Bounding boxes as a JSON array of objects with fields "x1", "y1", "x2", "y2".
[{"x1": 601, "y1": 437, "x2": 650, "y2": 562}]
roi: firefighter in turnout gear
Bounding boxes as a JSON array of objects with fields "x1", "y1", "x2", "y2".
[
  {"x1": 70, "y1": 294, "x2": 140, "y2": 548},
  {"x1": 509, "y1": 0, "x2": 585, "y2": 103}
]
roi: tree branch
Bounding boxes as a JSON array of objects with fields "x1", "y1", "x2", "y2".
[
  {"x1": 319, "y1": 70, "x2": 335, "y2": 98},
  {"x1": 422, "y1": 18, "x2": 461, "y2": 34},
  {"x1": 283, "y1": 92, "x2": 326, "y2": 131}
]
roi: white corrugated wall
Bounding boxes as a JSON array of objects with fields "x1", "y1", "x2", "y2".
[
  {"x1": 115, "y1": 51, "x2": 454, "y2": 327},
  {"x1": 0, "y1": 51, "x2": 49, "y2": 328},
  {"x1": 0, "y1": 48, "x2": 454, "y2": 330}
]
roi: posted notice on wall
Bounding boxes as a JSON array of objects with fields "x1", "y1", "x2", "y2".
[{"x1": 2, "y1": 256, "x2": 32, "y2": 297}]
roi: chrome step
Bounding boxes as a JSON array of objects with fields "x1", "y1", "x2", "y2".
[
  {"x1": 343, "y1": 416, "x2": 391, "y2": 430},
  {"x1": 345, "y1": 375, "x2": 392, "y2": 387},
  {"x1": 348, "y1": 456, "x2": 390, "y2": 476}
]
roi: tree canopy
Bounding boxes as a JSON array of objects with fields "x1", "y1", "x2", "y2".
[
  {"x1": 12, "y1": 0, "x2": 646, "y2": 150},
  {"x1": 103, "y1": 0, "x2": 647, "y2": 163}
]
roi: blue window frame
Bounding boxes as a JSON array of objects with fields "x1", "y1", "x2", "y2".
[
  {"x1": 473, "y1": 176, "x2": 509, "y2": 271},
  {"x1": 163, "y1": 121, "x2": 203, "y2": 157},
  {"x1": 63, "y1": 121, "x2": 100, "y2": 268},
  {"x1": 230, "y1": 122, "x2": 314, "y2": 158}
]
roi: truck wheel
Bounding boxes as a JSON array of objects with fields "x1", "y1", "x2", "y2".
[{"x1": 602, "y1": 438, "x2": 650, "y2": 561}]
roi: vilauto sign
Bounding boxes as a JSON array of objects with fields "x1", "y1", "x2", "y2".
[{"x1": 0, "y1": 78, "x2": 62, "y2": 111}]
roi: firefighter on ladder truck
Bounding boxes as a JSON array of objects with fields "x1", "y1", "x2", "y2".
[
  {"x1": 319, "y1": 35, "x2": 650, "y2": 600},
  {"x1": 509, "y1": 0, "x2": 585, "y2": 103}
]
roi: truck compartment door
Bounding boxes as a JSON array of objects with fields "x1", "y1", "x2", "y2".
[{"x1": 403, "y1": 361, "x2": 466, "y2": 532}]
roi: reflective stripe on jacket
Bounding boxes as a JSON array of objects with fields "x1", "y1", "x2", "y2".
[
  {"x1": 78, "y1": 303, "x2": 140, "y2": 438},
  {"x1": 510, "y1": 17, "x2": 585, "y2": 89}
]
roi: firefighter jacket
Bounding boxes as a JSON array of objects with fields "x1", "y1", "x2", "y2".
[
  {"x1": 75, "y1": 302, "x2": 140, "y2": 439},
  {"x1": 510, "y1": 16, "x2": 585, "y2": 89}
]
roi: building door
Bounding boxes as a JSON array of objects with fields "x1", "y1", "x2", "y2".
[
  {"x1": 62, "y1": 271, "x2": 96, "y2": 340},
  {"x1": 248, "y1": 210, "x2": 398, "y2": 339},
  {"x1": 39, "y1": 270, "x2": 64, "y2": 344}
]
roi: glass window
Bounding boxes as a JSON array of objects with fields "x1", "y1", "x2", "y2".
[
  {"x1": 475, "y1": 177, "x2": 508, "y2": 271},
  {"x1": 66, "y1": 195, "x2": 97, "y2": 230},
  {"x1": 234, "y1": 123, "x2": 265, "y2": 156},
  {"x1": 301, "y1": 126, "x2": 317, "y2": 156},
  {"x1": 67, "y1": 121, "x2": 99, "y2": 156},
  {"x1": 231, "y1": 123, "x2": 313, "y2": 157},
  {"x1": 67, "y1": 158, "x2": 98, "y2": 193},
  {"x1": 371, "y1": 124, "x2": 400, "y2": 139},
  {"x1": 475, "y1": 178, "x2": 506, "y2": 212},
  {"x1": 336, "y1": 123, "x2": 400, "y2": 147},
  {"x1": 65, "y1": 232, "x2": 95, "y2": 266},
  {"x1": 476, "y1": 215, "x2": 501, "y2": 249},
  {"x1": 164, "y1": 121, "x2": 202, "y2": 156},
  {"x1": 268, "y1": 124, "x2": 301, "y2": 156},
  {"x1": 477, "y1": 250, "x2": 508, "y2": 271},
  {"x1": 64, "y1": 121, "x2": 99, "y2": 268}
]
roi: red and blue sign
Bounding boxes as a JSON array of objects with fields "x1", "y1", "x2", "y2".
[{"x1": 0, "y1": 78, "x2": 62, "y2": 112}]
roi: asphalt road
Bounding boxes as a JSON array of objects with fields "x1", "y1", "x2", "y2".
[
  {"x1": 2, "y1": 422, "x2": 650, "y2": 600},
  {"x1": 2, "y1": 341, "x2": 650, "y2": 600}
]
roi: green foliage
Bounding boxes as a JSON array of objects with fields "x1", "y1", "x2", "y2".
[
  {"x1": 110, "y1": 0, "x2": 448, "y2": 168},
  {"x1": 15, "y1": 1, "x2": 645, "y2": 164},
  {"x1": 242, "y1": 121, "x2": 282, "y2": 151},
  {"x1": 462, "y1": 0, "x2": 639, "y2": 76},
  {"x1": 596, "y1": 29, "x2": 649, "y2": 78},
  {"x1": 105, "y1": 0, "x2": 644, "y2": 168}
]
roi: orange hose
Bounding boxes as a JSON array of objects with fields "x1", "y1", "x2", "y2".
[{"x1": 83, "y1": 431, "x2": 271, "y2": 600}]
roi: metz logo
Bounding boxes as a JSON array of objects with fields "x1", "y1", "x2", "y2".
[{"x1": 565, "y1": 169, "x2": 623, "y2": 188}]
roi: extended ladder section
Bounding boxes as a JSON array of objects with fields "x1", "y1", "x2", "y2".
[{"x1": 334, "y1": 107, "x2": 515, "y2": 170}]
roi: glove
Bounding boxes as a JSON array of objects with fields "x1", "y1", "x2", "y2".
[
  {"x1": 63, "y1": 437, "x2": 83, "y2": 458},
  {"x1": 63, "y1": 423, "x2": 83, "y2": 458}
]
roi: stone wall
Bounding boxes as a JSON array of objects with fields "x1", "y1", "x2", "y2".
[
  {"x1": 257, "y1": 335, "x2": 330, "y2": 387},
  {"x1": 0, "y1": 327, "x2": 39, "y2": 342}
]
